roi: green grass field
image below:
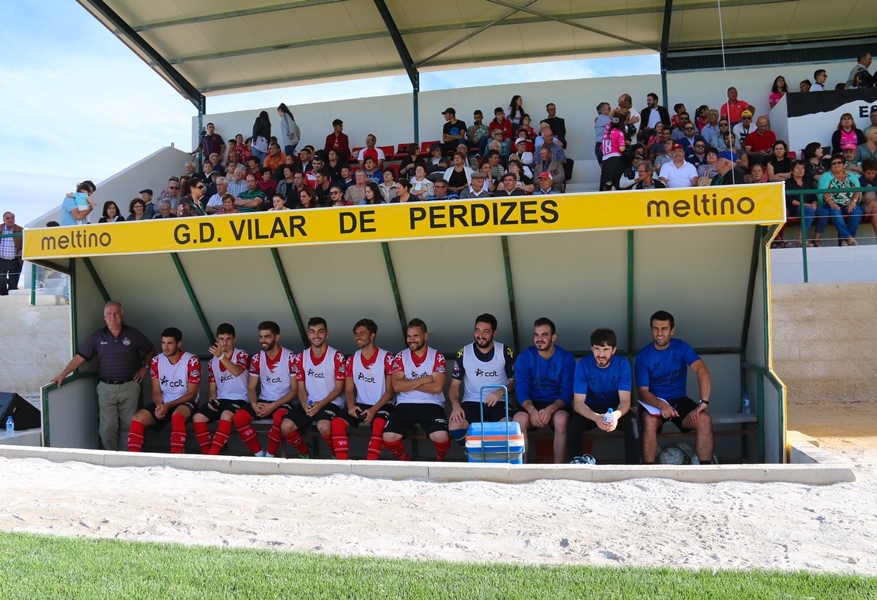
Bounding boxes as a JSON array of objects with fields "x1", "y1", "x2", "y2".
[{"x1": 0, "y1": 531, "x2": 873, "y2": 599}]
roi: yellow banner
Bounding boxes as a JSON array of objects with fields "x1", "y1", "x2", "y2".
[{"x1": 25, "y1": 184, "x2": 785, "y2": 259}]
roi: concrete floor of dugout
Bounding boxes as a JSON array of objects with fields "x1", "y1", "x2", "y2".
[{"x1": 0, "y1": 435, "x2": 854, "y2": 485}]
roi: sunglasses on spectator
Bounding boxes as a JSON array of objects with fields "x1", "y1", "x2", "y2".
[
  {"x1": 694, "y1": 144, "x2": 705, "y2": 148},
  {"x1": 330, "y1": 191, "x2": 341, "y2": 195},
  {"x1": 719, "y1": 123, "x2": 729, "y2": 127},
  {"x1": 168, "y1": 186, "x2": 179, "y2": 189},
  {"x1": 831, "y1": 160, "x2": 844, "y2": 165},
  {"x1": 194, "y1": 185, "x2": 205, "y2": 190},
  {"x1": 684, "y1": 127, "x2": 695, "y2": 131}
]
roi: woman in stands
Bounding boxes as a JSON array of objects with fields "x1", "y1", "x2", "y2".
[
  {"x1": 444, "y1": 152, "x2": 473, "y2": 195},
  {"x1": 391, "y1": 178, "x2": 414, "y2": 203},
  {"x1": 694, "y1": 105, "x2": 710, "y2": 131},
  {"x1": 364, "y1": 181, "x2": 384, "y2": 205},
  {"x1": 99, "y1": 201, "x2": 125, "y2": 223},
  {"x1": 326, "y1": 149, "x2": 344, "y2": 181},
  {"x1": 519, "y1": 115, "x2": 537, "y2": 151},
  {"x1": 250, "y1": 111, "x2": 272, "y2": 162},
  {"x1": 276, "y1": 166, "x2": 296, "y2": 206},
  {"x1": 217, "y1": 194, "x2": 240, "y2": 215},
  {"x1": 397, "y1": 144, "x2": 422, "y2": 180},
  {"x1": 507, "y1": 160, "x2": 534, "y2": 193},
  {"x1": 802, "y1": 142, "x2": 829, "y2": 184},
  {"x1": 786, "y1": 160, "x2": 828, "y2": 247},
  {"x1": 767, "y1": 140, "x2": 793, "y2": 181},
  {"x1": 831, "y1": 113, "x2": 866, "y2": 155},
  {"x1": 276, "y1": 103, "x2": 300, "y2": 156},
  {"x1": 380, "y1": 169, "x2": 398, "y2": 203},
  {"x1": 329, "y1": 185, "x2": 350, "y2": 207},
  {"x1": 296, "y1": 186, "x2": 320, "y2": 209},
  {"x1": 409, "y1": 164, "x2": 434, "y2": 200},
  {"x1": 127, "y1": 198, "x2": 148, "y2": 221},
  {"x1": 505, "y1": 95, "x2": 525, "y2": 126},
  {"x1": 233, "y1": 134, "x2": 251, "y2": 162},
  {"x1": 646, "y1": 121, "x2": 665, "y2": 147},
  {"x1": 600, "y1": 109, "x2": 628, "y2": 191},
  {"x1": 769, "y1": 76, "x2": 789, "y2": 108},
  {"x1": 259, "y1": 167, "x2": 277, "y2": 198},
  {"x1": 271, "y1": 194, "x2": 289, "y2": 211},
  {"x1": 818, "y1": 153, "x2": 864, "y2": 246},
  {"x1": 799, "y1": 79, "x2": 812, "y2": 93}
]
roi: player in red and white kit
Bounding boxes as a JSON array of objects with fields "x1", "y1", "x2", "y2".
[
  {"x1": 280, "y1": 317, "x2": 346, "y2": 457},
  {"x1": 383, "y1": 318, "x2": 451, "y2": 461},
  {"x1": 127, "y1": 327, "x2": 201, "y2": 453},
  {"x1": 336, "y1": 318, "x2": 395, "y2": 460},
  {"x1": 191, "y1": 323, "x2": 249, "y2": 455},
  {"x1": 231, "y1": 320, "x2": 300, "y2": 457}
]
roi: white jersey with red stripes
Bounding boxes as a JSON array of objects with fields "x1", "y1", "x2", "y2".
[
  {"x1": 150, "y1": 351, "x2": 201, "y2": 404},
  {"x1": 390, "y1": 347, "x2": 446, "y2": 406},
  {"x1": 207, "y1": 348, "x2": 249, "y2": 401},
  {"x1": 249, "y1": 347, "x2": 297, "y2": 401},
  {"x1": 294, "y1": 346, "x2": 346, "y2": 407},
  {"x1": 346, "y1": 348, "x2": 393, "y2": 406}
]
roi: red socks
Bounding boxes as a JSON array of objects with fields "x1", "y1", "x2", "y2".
[
  {"x1": 170, "y1": 413, "x2": 187, "y2": 454},
  {"x1": 321, "y1": 434, "x2": 334, "y2": 457},
  {"x1": 434, "y1": 438, "x2": 451, "y2": 462},
  {"x1": 233, "y1": 410, "x2": 263, "y2": 454},
  {"x1": 384, "y1": 438, "x2": 410, "y2": 461},
  {"x1": 284, "y1": 429, "x2": 310, "y2": 456},
  {"x1": 331, "y1": 418, "x2": 349, "y2": 460},
  {"x1": 127, "y1": 420, "x2": 144, "y2": 452},
  {"x1": 366, "y1": 417, "x2": 386, "y2": 460},
  {"x1": 266, "y1": 409, "x2": 286, "y2": 456},
  {"x1": 208, "y1": 419, "x2": 232, "y2": 455},
  {"x1": 193, "y1": 420, "x2": 211, "y2": 453}
]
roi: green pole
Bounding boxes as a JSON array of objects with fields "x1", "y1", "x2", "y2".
[
  {"x1": 500, "y1": 236, "x2": 520, "y2": 352},
  {"x1": 270, "y1": 248, "x2": 308, "y2": 347},
  {"x1": 170, "y1": 253, "x2": 213, "y2": 343},
  {"x1": 626, "y1": 230, "x2": 635, "y2": 359},
  {"x1": 381, "y1": 242, "x2": 408, "y2": 343}
]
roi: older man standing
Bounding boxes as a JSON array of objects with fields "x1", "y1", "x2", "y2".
[
  {"x1": 51, "y1": 301, "x2": 156, "y2": 451},
  {"x1": 0, "y1": 212, "x2": 23, "y2": 295}
]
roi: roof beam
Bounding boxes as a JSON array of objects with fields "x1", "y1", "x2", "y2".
[
  {"x1": 372, "y1": 0, "x2": 418, "y2": 91},
  {"x1": 133, "y1": 0, "x2": 344, "y2": 31},
  {"x1": 76, "y1": 0, "x2": 204, "y2": 109},
  {"x1": 659, "y1": 0, "x2": 673, "y2": 102}
]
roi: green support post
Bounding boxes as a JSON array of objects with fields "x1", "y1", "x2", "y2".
[
  {"x1": 381, "y1": 242, "x2": 408, "y2": 343},
  {"x1": 626, "y1": 230, "x2": 635, "y2": 360},
  {"x1": 270, "y1": 248, "x2": 308, "y2": 347},
  {"x1": 500, "y1": 236, "x2": 520, "y2": 352},
  {"x1": 81, "y1": 257, "x2": 111, "y2": 303},
  {"x1": 170, "y1": 253, "x2": 213, "y2": 343}
]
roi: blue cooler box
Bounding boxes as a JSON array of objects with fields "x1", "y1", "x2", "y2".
[{"x1": 466, "y1": 422, "x2": 524, "y2": 464}]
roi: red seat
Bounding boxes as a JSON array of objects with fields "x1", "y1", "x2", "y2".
[
  {"x1": 378, "y1": 145, "x2": 394, "y2": 161},
  {"x1": 420, "y1": 140, "x2": 440, "y2": 157},
  {"x1": 392, "y1": 143, "x2": 413, "y2": 160},
  {"x1": 349, "y1": 147, "x2": 363, "y2": 163}
]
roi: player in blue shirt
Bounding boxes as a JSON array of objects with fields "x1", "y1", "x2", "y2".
[
  {"x1": 513, "y1": 317, "x2": 575, "y2": 463},
  {"x1": 567, "y1": 328, "x2": 640, "y2": 464},
  {"x1": 635, "y1": 310, "x2": 713, "y2": 464}
]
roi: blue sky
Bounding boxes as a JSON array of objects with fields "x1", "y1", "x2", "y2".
[{"x1": 0, "y1": 3, "x2": 659, "y2": 225}]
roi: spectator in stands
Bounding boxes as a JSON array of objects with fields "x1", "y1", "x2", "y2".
[
  {"x1": 263, "y1": 143, "x2": 286, "y2": 174},
  {"x1": 766, "y1": 141, "x2": 792, "y2": 181},
  {"x1": 647, "y1": 125, "x2": 671, "y2": 165},
  {"x1": 97, "y1": 201, "x2": 124, "y2": 223},
  {"x1": 711, "y1": 157, "x2": 739, "y2": 186},
  {"x1": 810, "y1": 69, "x2": 828, "y2": 92},
  {"x1": 859, "y1": 159, "x2": 877, "y2": 237},
  {"x1": 298, "y1": 146, "x2": 313, "y2": 174},
  {"x1": 535, "y1": 126, "x2": 566, "y2": 164},
  {"x1": 509, "y1": 138, "x2": 534, "y2": 168},
  {"x1": 208, "y1": 152, "x2": 225, "y2": 177},
  {"x1": 425, "y1": 143, "x2": 449, "y2": 181},
  {"x1": 819, "y1": 153, "x2": 863, "y2": 246},
  {"x1": 699, "y1": 109, "x2": 722, "y2": 149},
  {"x1": 534, "y1": 172, "x2": 560, "y2": 195},
  {"x1": 799, "y1": 79, "x2": 812, "y2": 92},
  {"x1": 157, "y1": 177, "x2": 181, "y2": 211},
  {"x1": 483, "y1": 150, "x2": 505, "y2": 182},
  {"x1": 185, "y1": 180, "x2": 208, "y2": 216},
  {"x1": 466, "y1": 110, "x2": 489, "y2": 152},
  {"x1": 276, "y1": 103, "x2": 300, "y2": 156},
  {"x1": 258, "y1": 167, "x2": 277, "y2": 199},
  {"x1": 678, "y1": 122, "x2": 706, "y2": 156},
  {"x1": 868, "y1": 107, "x2": 877, "y2": 132},
  {"x1": 460, "y1": 171, "x2": 490, "y2": 199},
  {"x1": 786, "y1": 160, "x2": 828, "y2": 247},
  {"x1": 235, "y1": 173, "x2": 265, "y2": 213},
  {"x1": 832, "y1": 113, "x2": 867, "y2": 155},
  {"x1": 721, "y1": 132, "x2": 749, "y2": 172},
  {"x1": 519, "y1": 115, "x2": 537, "y2": 149},
  {"x1": 138, "y1": 189, "x2": 156, "y2": 219},
  {"x1": 127, "y1": 198, "x2": 148, "y2": 221},
  {"x1": 324, "y1": 119, "x2": 350, "y2": 161},
  {"x1": 594, "y1": 101, "x2": 611, "y2": 162},
  {"x1": 441, "y1": 107, "x2": 467, "y2": 154},
  {"x1": 357, "y1": 134, "x2": 385, "y2": 169},
  {"x1": 617, "y1": 94, "x2": 640, "y2": 140},
  {"x1": 397, "y1": 143, "x2": 421, "y2": 180},
  {"x1": 379, "y1": 169, "x2": 398, "y2": 203},
  {"x1": 768, "y1": 76, "x2": 789, "y2": 107},
  {"x1": 696, "y1": 149, "x2": 720, "y2": 185},
  {"x1": 201, "y1": 162, "x2": 217, "y2": 194},
  {"x1": 295, "y1": 186, "x2": 321, "y2": 209},
  {"x1": 541, "y1": 102, "x2": 567, "y2": 147},
  {"x1": 507, "y1": 160, "x2": 534, "y2": 192},
  {"x1": 686, "y1": 140, "x2": 708, "y2": 170},
  {"x1": 599, "y1": 110, "x2": 627, "y2": 191},
  {"x1": 426, "y1": 179, "x2": 458, "y2": 201},
  {"x1": 487, "y1": 130, "x2": 510, "y2": 159},
  {"x1": 639, "y1": 92, "x2": 671, "y2": 143},
  {"x1": 274, "y1": 168, "x2": 297, "y2": 207},
  {"x1": 746, "y1": 163, "x2": 767, "y2": 184},
  {"x1": 535, "y1": 146, "x2": 565, "y2": 192},
  {"x1": 619, "y1": 155, "x2": 645, "y2": 189},
  {"x1": 802, "y1": 142, "x2": 828, "y2": 183},
  {"x1": 694, "y1": 105, "x2": 709, "y2": 131},
  {"x1": 192, "y1": 122, "x2": 225, "y2": 162},
  {"x1": 505, "y1": 95, "x2": 525, "y2": 126},
  {"x1": 456, "y1": 143, "x2": 479, "y2": 171},
  {"x1": 409, "y1": 165, "x2": 434, "y2": 201},
  {"x1": 745, "y1": 116, "x2": 777, "y2": 163},
  {"x1": 711, "y1": 117, "x2": 730, "y2": 152},
  {"x1": 720, "y1": 87, "x2": 750, "y2": 126},
  {"x1": 478, "y1": 163, "x2": 497, "y2": 195},
  {"x1": 361, "y1": 156, "x2": 383, "y2": 185},
  {"x1": 659, "y1": 143, "x2": 698, "y2": 188},
  {"x1": 246, "y1": 156, "x2": 262, "y2": 178},
  {"x1": 732, "y1": 110, "x2": 755, "y2": 148},
  {"x1": 314, "y1": 168, "x2": 333, "y2": 205},
  {"x1": 271, "y1": 194, "x2": 288, "y2": 211},
  {"x1": 494, "y1": 172, "x2": 527, "y2": 197},
  {"x1": 329, "y1": 185, "x2": 350, "y2": 207},
  {"x1": 250, "y1": 111, "x2": 271, "y2": 162},
  {"x1": 176, "y1": 201, "x2": 196, "y2": 218},
  {"x1": 233, "y1": 134, "x2": 251, "y2": 162},
  {"x1": 444, "y1": 152, "x2": 473, "y2": 195},
  {"x1": 392, "y1": 179, "x2": 415, "y2": 204},
  {"x1": 322, "y1": 149, "x2": 343, "y2": 182},
  {"x1": 847, "y1": 51, "x2": 873, "y2": 87},
  {"x1": 226, "y1": 168, "x2": 247, "y2": 199},
  {"x1": 485, "y1": 107, "x2": 513, "y2": 153},
  {"x1": 154, "y1": 200, "x2": 174, "y2": 219},
  {"x1": 338, "y1": 165, "x2": 353, "y2": 189},
  {"x1": 224, "y1": 149, "x2": 245, "y2": 174},
  {"x1": 850, "y1": 71, "x2": 871, "y2": 89},
  {"x1": 855, "y1": 127, "x2": 877, "y2": 164},
  {"x1": 343, "y1": 170, "x2": 369, "y2": 205},
  {"x1": 842, "y1": 143, "x2": 862, "y2": 174},
  {"x1": 205, "y1": 177, "x2": 228, "y2": 214}
]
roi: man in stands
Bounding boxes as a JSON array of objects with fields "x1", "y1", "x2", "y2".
[
  {"x1": 263, "y1": 142, "x2": 287, "y2": 173},
  {"x1": 567, "y1": 328, "x2": 640, "y2": 464},
  {"x1": 383, "y1": 318, "x2": 450, "y2": 461},
  {"x1": 513, "y1": 317, "x2": 574, "y2": 463},
  {"x1": 208, "y1": 152, "x2": 226, "y2": 177},
  {"x1": 343, "y1": 169, "x2": 369, "y2": 204},
  {"x1": 234, "y1": 173, "x2": 265, "y2": 212},
  {"x1": 534, "y1": 126, "x2": 566, "y2": 164},
  {"x1": 127, "y1": 327, "x2": 200, "y2": 453},
  {"x1": 721, "y1": 87, "x2": 750, "y2": 126},
  {"x1": 494, "y1": 172, "x2": 527, "y2": 196},
  {"x1": 633, "y1": 161, "x2": 666, "y2": 189},
  {"x1": 315, "y1": 168, "x2": 334, "y2": 205},
  {"x1": 336, "y1": 319, "x2": 395, "y2": 460},
  {"x1": 744, "y1": 116, "x2": 777, "y2": 163},
  {"x1": 441, "y1": 107, "x2": 467, "y2": 154},
  {"x1": 466, "y1": 110, "x2": 489, "y2": 152},
  {"x1": 594, "y1": 101, "x2": 611, "y2": 162},
  {"x1": 541, "y1": 102, "x2": 567, "y2": 147},
  {"x1": 61, "y1": 180, "x2": 96, "y2": 226},
  {"x1": 205, "y1": 177, "x2": 229, "y2": 214},
  {"x1": 637, "y1": 310, "x2": 714, "y2": 465},
  {"x1": 158, "y1": 177, "x2": 182, "y2": 212},
  {"x1": 324, "y1": 119, "x2": 350, "y2": 161},
  {"x1": 700, "y1": 109, "x2": 722, "y2": 149},
  {"x1": 659, "y1": 143, "x2": 698, "y2": 188},
  {"x1": 191, "y1": 323, "x2": 250, "y2": 455},
  {"x1": 847, "y1": 51, "x2": 872, "y2": 87},
  {"x1": 721, "y1": 132, "x2": 749, "y2": 171},
  {"x1": 279, "y1": 317, "x2": 346, "y2": 458},
  {"x1": 447, "y1": 313, "x2": 515, "y2": 447},
  {"x1": 711, "y1": 156, "x2": 741, "y2": 186},
  {"x1": 460, "y1": 171, "x2": 490, "y2": 199},
  {"x1": 810, "y1": 69, "x2": 828, "y2": 91},
  {"x1": 298, "y1": 146, "x2": 314, "y2": 174},
  {"x1": 361, "y1": 156, "x2": 383, "y2": 185},
  {"x1": 534, "y1": 171, "x2": 560, "y2": 195},
  {"x1": 226, "y1": 167, "x2": 247, "y2": 198},
  {"x1": 535, "y1": 146, "x2": 566, "y2": 191},
  {"x1": 357, "y1": 134, "x2": 385, "y2": 170},
  {"x1": 232, "y1": 321, "x2": 299, "y2": 458},
  {"x1": 139, "y1": 188, "x2": 156, "y2": 219},
  {"x1": 639, "y1": 93, "x2": 671, "y2": 143},
  {"x1": 426, "y1": 179, "x2": 458, "y2": 201},
  {"x1": 617, "y1": 94, "x2": 640, "y2": 140},
  {"x1": 192, "y1": 122, "x2": 225, "y2": 162},
  {"x1": 686, "y1": 141, "x2": 708, "y2": 170},
  {"x1": 484, "y1": 107, "x2": 513, "y2": 154},
  {"x1": 678, "y1": 122, "x2": 706, "y2": 156}
]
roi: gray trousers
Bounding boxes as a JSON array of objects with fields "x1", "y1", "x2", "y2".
[{"x1": 96, "y1": 380, "x2": 142, "y2": 451}]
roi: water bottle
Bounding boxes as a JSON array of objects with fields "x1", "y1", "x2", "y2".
[
  {"x1": 602, "y1": 408, "x2": 614, "y2": 424},
  {"x1": 5, "y1": 416, "x2": 13, "y2": 437},
  {"x1": 741, "y1": 392, "x2": 751, "y2": 415}
]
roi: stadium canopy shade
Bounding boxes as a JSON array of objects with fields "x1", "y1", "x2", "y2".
[{"x1": 79, "y1": 0, "x2": 877, "y2": 107}]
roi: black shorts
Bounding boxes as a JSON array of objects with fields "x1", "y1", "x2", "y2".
[
  {"x1": 283, "y1": 402, "x2": 348, "y2": 431},
  {"x1": 144, "y1": 401, "x2": 197, "y2": 431},
  {"x1": 383, "y1": 403, "x2": 448, "y2": 436},
  {"x1": 462, "y1": 401, "x2": 510, "y2": 424},
  {"x1": 195, "y1": 399, "x2": 250, "y2": 422},
  {"x1": 240, "y1": 401, "x2": 291, "y2": 419},
  {"x1": 353, "y1": 402, "x2": 393, "y2": 423},
  {"x1": 515, "y1": 400, "x2": 570, "y2": 430},
  {"x1": 643, "y1": 396, "x2": 698, "y2": 432}
]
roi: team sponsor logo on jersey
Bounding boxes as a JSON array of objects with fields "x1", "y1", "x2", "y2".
[
  {"x1": 307, "y1": 368, "x2": 326, "y2": 378},
  {"x1": 410, "y1": 370, "x2": 429, "y2": 379},
  {"x1": 219, "y1": 373, "x2": 235, "y2": 383},
  {"x1": 357, "y1": 372, "x2": 376, "y2": 384},
  {"x1": 160, "y1": 376, "x2": 185, "y2": 388},
  {"x1": 266, "y1": 376, "x2": 282, "y2": 384},
  {"x1": 475, "y1": 368, "x2": 499, "y2": 377}
]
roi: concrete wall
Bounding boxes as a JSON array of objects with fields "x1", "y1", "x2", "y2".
[
  {"x1": 772, "y1": 282, "x2": 877, "y2": 404},
  {"x1": 0, "y1": 296, "x2": 71, "y2": 395}
]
